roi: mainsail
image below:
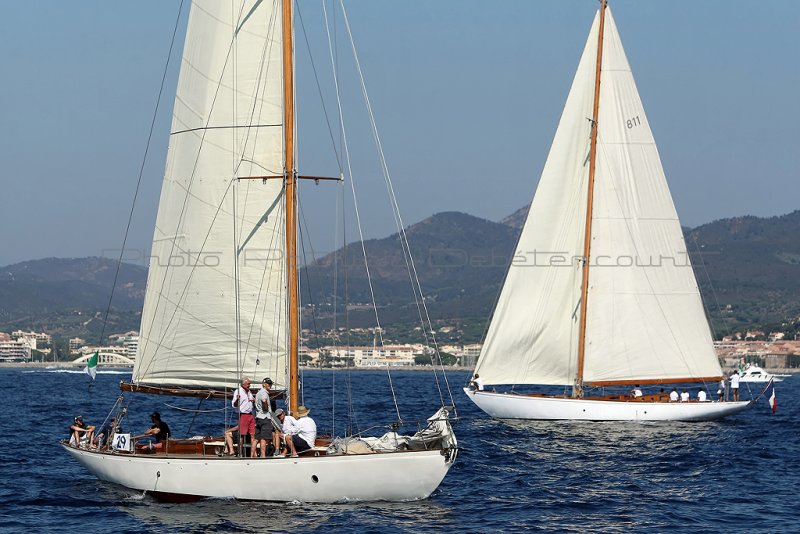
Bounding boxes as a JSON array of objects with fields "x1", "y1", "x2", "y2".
[
  {"x1": 134, "y1": 0, "x2": 288, "y2": 388},
  {"x1": 475, "y1": 9, "x2": 721, "y2": 386}
]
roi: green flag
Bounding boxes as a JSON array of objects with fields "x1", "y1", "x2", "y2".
[{"x1": 85, "y1": 351, "x2": 99, "y2": 380}]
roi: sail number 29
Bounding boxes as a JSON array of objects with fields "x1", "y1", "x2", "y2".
[{"x1": 626, "y1": 115, "x2": 641, "y2": 129}]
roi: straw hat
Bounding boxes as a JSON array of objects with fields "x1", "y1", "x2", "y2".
[{"x1": 296, "y1": 406, "x2": 310, "y2": 417}]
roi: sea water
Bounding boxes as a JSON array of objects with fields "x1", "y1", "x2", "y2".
[{"x1": 0, "y1": 368, "x2": 795, "y2": 532}]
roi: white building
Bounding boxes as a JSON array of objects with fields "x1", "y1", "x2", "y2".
[
  {"x1": 440, "y1": 343, "x2": 483, "y2": 367},
  {"x1": 322, "y1": 344, "x2": 423, "y2": 367},
  {"x1": 79, "y1": 345, "x2": 129, "y2": 356},
  {"x1": 12, "y1": 330, "x2": 52, "y2": 350},
  {"x1": 0, "y1": 339, "x2": 32, "y2": 362},
  {"x1": 69, "y1": 337, "x2": 86, "y2": 354},
  {"x1": 108, "y1": 331, "x2": 139, "y2": 359}
]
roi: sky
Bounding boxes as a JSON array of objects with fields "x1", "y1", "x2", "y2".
[{"x1": 0, "y1": 0, "x2": 798, "y2": 267}]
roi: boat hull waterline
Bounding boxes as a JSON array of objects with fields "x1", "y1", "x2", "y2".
[
  {"x1": 61, "y1": 444, "x2": 456, "y2": 503},
  {"x1": 464, "y1": 389, "x2": 752, "y2": 422}
]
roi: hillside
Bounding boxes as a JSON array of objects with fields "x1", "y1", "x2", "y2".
[
  {"x1": 302, "y1": 211, "x2": 519, "y2": 326},
  {"x1": 686, "y1": 211, "x2": 800, "y2": 329},
  {"x1": 3, "y1": 210, "x2": 800, "y2": 341},
  {"x1": 0, "y1": 257, "x2": 146, "y2": 337}
]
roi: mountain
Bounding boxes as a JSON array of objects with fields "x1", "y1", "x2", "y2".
[
  {"x1": 0, "y1": 257, "x2": 147, "y2": 337},
  {"x1": 302, "y1": 211, "x2": 519, "y2": 327},
  {"x1": 686, "y1": 211, "x2": 800, "y2": 329},
  {"x1": 3, "y1": 210, "x2": 800, "y2": 342},
  {"x1": 499, "y1": 204, "x2": 529, "y2": 230}
]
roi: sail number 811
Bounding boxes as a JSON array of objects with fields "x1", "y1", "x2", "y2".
[{"x1": 626, "y1": 116, "x2": 641, "y2": 129}]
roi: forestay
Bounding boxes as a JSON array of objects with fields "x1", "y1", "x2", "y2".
[
  {"x1": 134, "y1": 0, "x2": 288, "y2": 388},
  {"x1": 475, "y1": 8, "x2": 721, "y2": 386}
]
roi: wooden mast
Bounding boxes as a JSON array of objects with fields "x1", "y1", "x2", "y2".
[
  {"x1": 282, "y1": 0, "x2": 299, "y2": 414},
  {"x1": 574, "y1": 0, "x2": 607, "y2": 398}
]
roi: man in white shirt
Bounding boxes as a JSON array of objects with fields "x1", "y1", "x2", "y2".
[
  {"x1": 669, "y1": 388, "x2": 679, "y2": 402},
  {"x1": 680, "y1": 389, "x2": 690, "y2": 402},
  {"x1": 283, "y1": 405, "x2": 317, "y2": 458},
  {"x1": 730, "y1": 370, "x2": 741, "y2": 401},
  {"x1": 630, "y1": 385, "x2": 643, "y2": 398},
  {"x1": 697, "y1": 390, "x2": 707, "y2": 402},
  {"x1": 471, "y1": 374, "x2": 485, "y2": 391},
  {"x1": 227, "y1": 377, "x2": 256, "y2": 458},
  {"x1": 718, "y1": 378, "x2": 726, "y2": 401}
]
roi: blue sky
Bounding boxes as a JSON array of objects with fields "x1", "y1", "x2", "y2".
[{"x1": 1, "y1": 1, "x2": 798, "y2": 266}]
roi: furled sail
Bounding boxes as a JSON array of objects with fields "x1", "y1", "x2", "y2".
[
  {"x1": 134, "y1": 0, "x2": 288, "y2": 388},
  {"x1": 475, "y1": 8, "x2": 721, "y2": 386}
]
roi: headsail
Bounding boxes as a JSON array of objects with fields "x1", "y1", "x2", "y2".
[
  {"x1": 582, "y1": 9, "x2": 720, "y2": 384},
  {"x1": 134, "y1": 0, "x2": 288, "y2": 388},
  {"x1": 475, "y1": 7, "x2": 722, "y2": 386}
]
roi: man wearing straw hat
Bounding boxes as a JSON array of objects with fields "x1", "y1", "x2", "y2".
[{"x1": 283, "y1": 405, "x2": 316, "y2": 457}]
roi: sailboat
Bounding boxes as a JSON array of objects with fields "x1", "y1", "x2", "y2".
[
  {"x1": 61, "y1": 0, "x2": 456, "y2": 502},
  {"x1": 464, "y1": 1, "x2": 752, "y2": 422}
]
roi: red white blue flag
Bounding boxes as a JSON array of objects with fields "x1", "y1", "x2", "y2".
[{"x1": 762, "y1": 378, "x2": 777, "y2": 413}]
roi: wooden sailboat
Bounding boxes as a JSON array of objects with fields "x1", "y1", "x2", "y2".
[
  {"x1": 465, "y1": 1, "x2": 752, "y2": 422},
  {"x1": 62, "y1": 0, "x2": 456, "y2": 502}
]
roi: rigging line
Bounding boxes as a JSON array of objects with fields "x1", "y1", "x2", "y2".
[
  {"x1": 689, "y1": 231, "x2": 729, "y2": 340},
  {"x1": 171, "y1": 124, "x2": 281, "y2": 135},
  {"x1": 324, "y1": 1, "x2": 400, "y2": 423},
  {"x1": 233, "y1": 182, "x2": 243, "y2": 376},
  {"x1": 337, "y1": 0, "x2": 443, "y2": 390},
  {"x1": 241, "y1": 203, "x2": 284, "y2": 381},
  {"x1": 295, "y1": 0, "x2": 343, "y2": 172},
  {"x1": 138, "y1": 0, "x2": 252, "y2": 367},
  {"x1": 297, "y1": 200, "x2": 321, "y2": 346},
  {"x1": 164, "y1": 402, "x2": 226, "y2": 414},
  {"x1": 339, "y1": 1, "x2": 455, "y2": 411},
  {"x1": 342, "y1": 183, "x2": 358, "y2": 434},
  {"x1": 321, "y1": 3, "x2": 357, "y2": 430},
  {"x1": 324, "y1": 1, "x2": 345, "y2": 438},
  {"x1": 95, "y1": 0, "x2": 185, "y2": 347}
]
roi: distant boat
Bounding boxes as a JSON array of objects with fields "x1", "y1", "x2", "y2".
[
  {"x1": 738, "y1": 364, "x2": 787, "y2": 383},
  {"x1": 62, "y1": 0, "x2": 456, "y2": 502},
  {"x1": 465, "y1": 1, "x2": 752, "y2": 422}
]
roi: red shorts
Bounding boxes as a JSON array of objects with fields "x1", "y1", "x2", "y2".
[{"x1": 239, "y1": 413, "x2": 255, "y2": 435}]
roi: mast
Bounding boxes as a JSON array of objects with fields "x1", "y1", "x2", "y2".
[
  {"x1": 282, "y1": 0, "x2": 299, "y2": 414},
  {"x1": 574, "y1": 0, "x2": 607, "y2": 398}
]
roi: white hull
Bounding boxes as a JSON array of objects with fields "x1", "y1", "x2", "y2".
[
  {"x1": 738, "y1": 366, "x2": 785, "y2": 383},
  {"x1": 740, "y1": 376, "x2": 783, "y2": 383},
  {"x1": 61, "y1": 444, "x2": 456, "y2": 503},
  {"x1": 464, "y1": 388, "x2": 752, "y2": 422}
]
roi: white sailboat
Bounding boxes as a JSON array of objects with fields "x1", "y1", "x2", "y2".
[
  {"x1": 62, "y1": 0, "x2": 456, "y2": 502},
  {"x1": 465, "y1": 1, "x2": 752, "y2": 422}
]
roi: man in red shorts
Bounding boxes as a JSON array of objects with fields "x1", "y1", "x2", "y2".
[{"x1": 232, "y1": 376, "x2": 256, "y2": 457}]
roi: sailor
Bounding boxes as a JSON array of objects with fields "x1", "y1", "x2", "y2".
[
  {"x1": 729, "y1": 370, "x2": 741, "y2": 401},
  {"x1": 680, "y1": 389, "x2": 690, "y2": 402},
  {"x1": 669, "y1": 388, "x2": 679, "y2": 402},
  {"x1": 232, "y1": 377, "x2": 256, "y2": 458},
  {"x1": 470, "y1": 373, "x2": 485, "y2": 391},
  {"x1": 95, "y1": 417, "x2": 118, "y2": 449},
  {"x1": 134, "y1": 412, "x2": 170, "y2": 450},
  {"x1": 697, "y1": 390, "x2": 707, "y2": 402},
  {"x1": 283, "y1": 406, "x2": 316, "y2": 458},
  {"x1": 630, "y1": 385, "x2": 643, "y2": 398},
  {"x1": 717, "y1": 378, "x2": 726, "y2": 402},
  {"x1": 69, "y1": 415, "x2": 95, "y2": 448},
  {"x1": 255, "y1": 377, "x2": 280, "y2": 458}
]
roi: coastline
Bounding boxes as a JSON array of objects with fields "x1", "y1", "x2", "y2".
[
  {"x1": 0, "y1": 362, "x2": 472, "y2": 372},
  {"x1": 3, "y1": 361, "x2": 796, "y2": 375}
]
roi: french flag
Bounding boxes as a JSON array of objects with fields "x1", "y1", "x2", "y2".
[{"x1": 762, "y1": 378, "x2": 777, "y2": 413}]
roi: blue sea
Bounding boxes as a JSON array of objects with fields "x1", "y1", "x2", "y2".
[{"x1": 0, "y1": 368, "x2": 795, "y2": 533}]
